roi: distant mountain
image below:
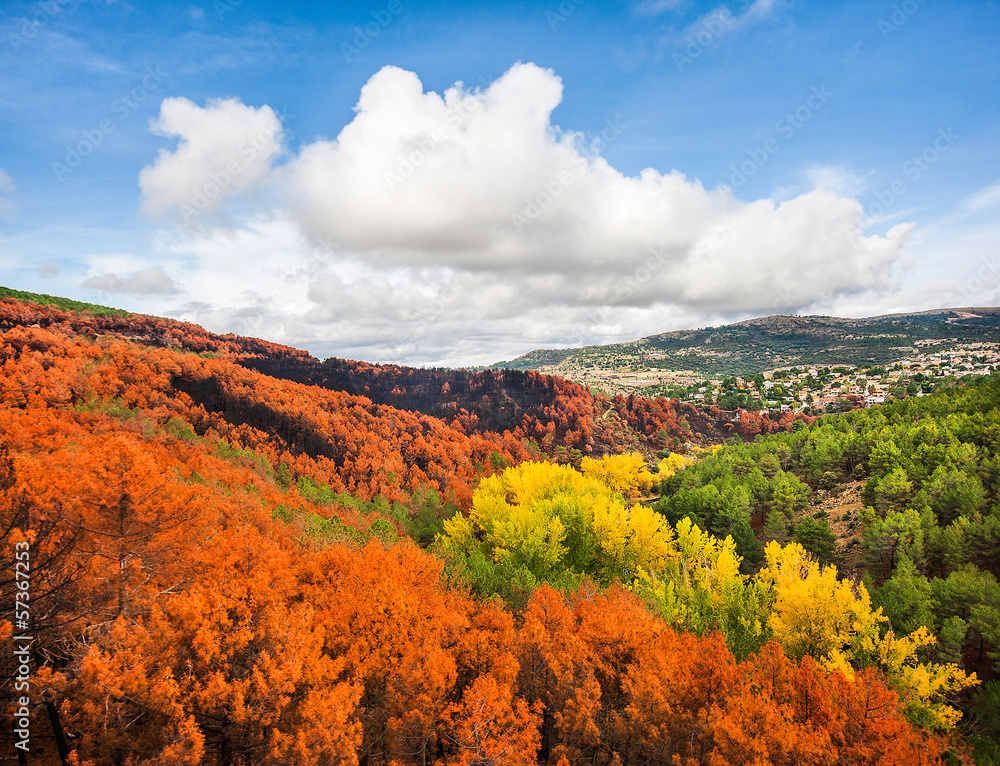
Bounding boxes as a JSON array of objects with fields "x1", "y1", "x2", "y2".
[{"x1": 493, "y1": 308, "x2": 1000, "y2": 379}]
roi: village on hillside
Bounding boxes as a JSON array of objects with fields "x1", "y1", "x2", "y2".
[{"x1": 556, "y1": 341, "x2": 1000, "y2": 414}]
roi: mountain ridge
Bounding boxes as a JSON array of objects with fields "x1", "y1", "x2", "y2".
[{"x1": 492, "y1": 307, "x2": 1000, "y2": 381}]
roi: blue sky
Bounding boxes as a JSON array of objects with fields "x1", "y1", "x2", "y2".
[{"x1": 1, "y1": 0, "x2": 998, "y2": 365}]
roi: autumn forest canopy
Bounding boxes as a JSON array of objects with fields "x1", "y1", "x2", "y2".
[{"x1": 2, "y1": 290, "x2": 1000, "y2": 765}]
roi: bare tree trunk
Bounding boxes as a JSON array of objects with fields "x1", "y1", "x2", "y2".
[{"x1": 44, "y1": 689, "x2": 70, "y2": 764}]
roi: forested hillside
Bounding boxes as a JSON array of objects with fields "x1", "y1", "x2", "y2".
[
  {"x1": 649, "y1": 381, "x2": 1000, "y2": 760},
  {"x1": 0, "y1": 290, "x2": 805, "y2": 458},
  {"x1": 239, "y1": 354, "x2": 812, "y2": 455},
  {"x1": 0, "y1": 291, "x2": 996, "y2": 765},
  {"x1": 496, "y1": 308, "x2": 1000, "y2": 378}
]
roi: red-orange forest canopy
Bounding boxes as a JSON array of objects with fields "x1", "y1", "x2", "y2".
[{"x1": 0, "y1": 296, "x2": 947, "y2": 766}]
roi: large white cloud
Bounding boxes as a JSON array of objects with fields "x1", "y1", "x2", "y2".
[
  {"x1": 139, "y1": 97, "x2": 283, "y2": 223},
  {"x1": 285, "y1": 63, "x2": 574, "y2": 261},
  {"x1": 135, "y1": 62, "x2": 916, "y2": 364},
  {"x1": 281, "y1": 62, "x2": 910, "y2": 314}
]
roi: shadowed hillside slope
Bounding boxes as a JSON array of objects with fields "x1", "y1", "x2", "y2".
[{"x1": 0, "y1": 291, "x2": 808, "y2": 460}]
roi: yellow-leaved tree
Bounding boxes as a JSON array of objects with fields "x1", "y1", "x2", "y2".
[
  {"x1": 440, "y1": 461, "x2": 674, "y2": 589},
  {"x1": 656, "y1": 452, "x2": 697, "y2": 480},
  {"x1": 758, "y1": 540, "x2": 881, "y2": 667},
  {"x1": 580, "y1": 452, "x2": 656, "y2": 499},
  {"x1": 873, "y1": 626, "x2": 978, "y2": 732},
  {"x1": 638, "y1": 517, "x2": 770, "y2": 660},
  {"x1": 757, "y1": 540, "x2": 977, "y2": 731}
]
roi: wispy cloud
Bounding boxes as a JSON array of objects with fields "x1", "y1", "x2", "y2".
[
  {"x1": 805, "y1": 165, "x2": 872, "y2": 197},
  {"x1": 660, "y1": 0, "x2": 784, "y2": 71},
  {"x1": 0, "y1": 169, "x2": 15, "y2": 222},
  {"x1": 632, "y1": 0, "x2": 687, "y2": 17},
  {"x1": 960, "y1": 181, "x2": 1000, "y2": 214},
  {"x1": 82, "y1": 266, "x2": 180, "y2": 295}
]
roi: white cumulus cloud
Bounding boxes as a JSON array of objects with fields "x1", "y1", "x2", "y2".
[
  {"x1": 136, "y1": 62, "x2": 915, "y2": 364},
  {"x1": 282, "y1": 62, "x2": 910, "y2": 315},
  {"x1": 139, "y1": 97, "x2": 283, "y2": 223}
]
